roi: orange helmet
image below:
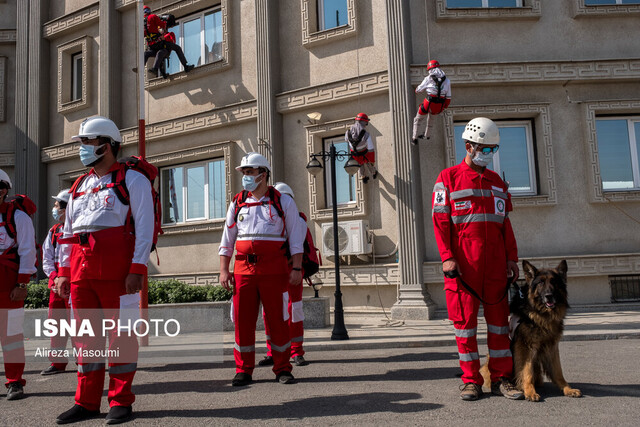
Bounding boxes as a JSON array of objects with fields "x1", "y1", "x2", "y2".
[
  {"x1": 427, "y1": 60, "x2": 440, "y2": 70},
  {"x1": 355, "y1": 113, "x2": 370, "y2": 122}
]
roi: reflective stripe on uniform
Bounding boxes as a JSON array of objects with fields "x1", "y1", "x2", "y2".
[
  {"x1": 450, "y1": 189, "x2": 492, "y2": 200},
  {"x1": 1, "y1": 341, "x2": 24, "y2": 352},
  {"x1": 433, "y1": 182, "x2": 447, "y2": 192},
  {"x1": 77, "y1": 362, "x2": 105, "y2": 373},
  {"x1": 458, "y1": 352, "x2": 479, "y2": 362},
  {"x1": 237, "y1": 233, "x2": 286, "y2": 240},
  {"x1": 454, "y1": 327, "x2": 477, "y2": 338},
  {"x1": 291, "y1": 336, "x2": 303, "y2": 343},
  {"x1": 109, "y1": 363, "x2": 137, "y2": 375},
  {"x1": 488, "y1": 348, "x2": 512, "y2": 358},
  {"x1": 487, "y1": 324, "x2": 509, "y2": 335},
  {"x1": 234, "y1": 343, "x2": 255, "y2": 353},
  {"x1": 451, "y1": 213, "x2": 505, "y2": 224},
  {"x1": 491, "y1": 190, "x2": 508, "y2": 199},
  {"x1": 270, "y1": 341, "x2": 291, "y2": 353},
  {"x1": 432, "y1": 206, "x2": 450, "y2": 214},
  {"x1": 71, "y1": 225, "x2": 114, "y2": 233}
]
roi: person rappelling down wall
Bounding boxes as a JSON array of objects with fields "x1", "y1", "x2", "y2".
[
  {"x1": 345, "y1": 113, "x2": 378, "y2": 184},
  {"x1": 412, "y1": 60, "x2": 452, "y2": 145}
]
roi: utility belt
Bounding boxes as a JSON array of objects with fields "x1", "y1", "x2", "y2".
[
  {"x1": 236, "y1": 253, "x2": 285, "y2": 265},
  {"x1": 58, "y1": 225, "x2": 130, "y2": 247},
  {"x1": 427, "y1": 95, "x2": 447, "y2": 104}
]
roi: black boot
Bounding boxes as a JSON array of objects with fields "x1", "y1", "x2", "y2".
[
  {"x1": 106, "y1": 405, "x2": 133, "y2": 424},
  {"x1": 231, "y1": 372, "x2": 252, "y2": 387},
  {"x1": 56, "y1": 405, "x2": 99, "y2": 424},
  {"x1": 184, "y1": 64, "x2": 194, "y2": 73}
]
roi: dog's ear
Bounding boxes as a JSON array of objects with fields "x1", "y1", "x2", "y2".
[
  {"x1": 556, "y1": 260, "x2": 568, "y2": 281},
  {"x1": 522, "y1": 260, "x2": 537, "y2": 284}
]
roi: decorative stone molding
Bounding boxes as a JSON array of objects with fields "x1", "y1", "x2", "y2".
[
  {"x1": 0, "y1": 152, "x2": 14, "y2": 167},
  {"x1": 145, "y1": 0, "x2": 230, "y2": 89},
  {"x1": 301, "y1": 0, "x2": 357, "y2": 48},
  {"x1": 276, "y1": 71, "x2": 388, "y2": 113},
  {"x1": 0, "y1": 30, "x2": 17, "y2": 44},
  {"x1": 41, "y1": 100, "x2": 256, "y2": 163},
  {"x1": 435, "y1": 0, "x2": 541, "y2": 20},
  {"x1": 161, "y1": 220, "x2": 226, "y2": 235},
  {"x1": 425, "y1": 253, "x2": 640, "y2": 283},
  {"x1": 305, "y1": 119, "x2": 366, "y2": 222},
  {"x1": 115, "y1": 0, "x2": 136, "y2": 9},
  {"x1": 44, "y1": 3, "x2": 100, "y2": 40},
  {"x1": 411, "y1": 59, "x2": 640, "y2": 87},
  {"x1": 57, "y1": 36, "x2": 90, "y2": 114},
  {"x1": 574, "y1": 0, "x2": 640, "y2": 17},
  {"x1": 443, "y1": 103, "x2": 557, "y2": 207},
  {"x1": 0, "y1": 57, "x2": 5, "y2": 123},
  {"x1": 584, "y1": 100, "x2": 640, "y2": 203},
  {"x1": 150, "y1": 272, "x2": 221, "y2": 286}
]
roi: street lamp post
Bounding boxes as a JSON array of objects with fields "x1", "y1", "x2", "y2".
[{"x1": 307, "y1": 143, "x2": 360, "y2": 340}]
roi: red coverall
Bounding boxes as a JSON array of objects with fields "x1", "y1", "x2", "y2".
[
  {"x1": 59, "y1": 163, "x2": 153, "y2": 411},
  {"x1": 0, "y1": 203, "x2": 36, "y2": 388},
  {"x1": 263, "y1": 213, "x2": 308, "y2": 359},
  {"x1": 432, "y1": 161, "x2": 518, "y2": 385},
  {"x1": 42, "y1": 222, "x2": 73, "y2": 370},
  {"x1": 220, "y1": 188, "x2": 305, "y2": 377}
]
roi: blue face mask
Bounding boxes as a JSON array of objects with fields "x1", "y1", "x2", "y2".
[
  {"x1": 242, "y1": 174, "x2": 263, "y2": 192},
  {"x1": 52, "y1": 207, "x2": 62, "y2": 222},
  {"x1": 79, "y1": 143, "x2": 107, "y2": 166}
]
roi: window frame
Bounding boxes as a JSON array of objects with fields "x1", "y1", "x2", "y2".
[
  {"x1": 593, "y1": 116, "x2": 640, "y2": 192},
  {"x1": 71, "y1": 52, "x2": 83, "y2": 101},
  {"x1": 453, "y1": 119, "x2": 538, "y2": 196},
  {"x1": 586, "y1": 0, "x2": 639, "y2": 4},
  {"x1": 160, "y1": 158, "x2": 227, "y2": 226},
  {"x1": 57, "y1": 36, "x2": 90, "y2": 113},
  {"x1": 301, "y1": 0, "x2": 357, "y2": 48},
  {"x1": 436, "y1": 0, "x2": 540, "y2": 20},
  {"x1": 166, "y1": 6, "x2": 223, "y2": 74},
  {"x1": 322, "y1": 135, "x2": 357, "y2": 208}
]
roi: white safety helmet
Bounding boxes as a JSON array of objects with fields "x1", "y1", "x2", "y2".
[
  {"x1": 0, "y1": 168, "x2": 11, "y2": 189},
  {"x1": 72, "y1": 116, "x2": 122, "y2": 144},
  {"x1": 274, "y1": 182, "x2": 294, "y2": 199},
  {"x1": 52, "y1": 188, "x2": 71, "y2": 205},
  {"x1": 461, "y1": 117, "x2": 500, "y2": 146},
  {"x1": 235, "y1": 152, "x2": 271, "y2": 172}
]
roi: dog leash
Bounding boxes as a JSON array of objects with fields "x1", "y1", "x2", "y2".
[{"x1": 444, "y1": 270, "x2": 515, "y2": 305}]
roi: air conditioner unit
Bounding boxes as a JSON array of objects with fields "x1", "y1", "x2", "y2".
[{"x1": 321, "y1": 220, "x2": 372, "y2": 256}]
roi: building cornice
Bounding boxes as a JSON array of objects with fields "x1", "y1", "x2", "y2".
[
  {"x1": 43, "y1": 3, "x2": 100, "y2": 40},
  {"x1": 0, "y1": 30, "x2": 17, "y2": 44},
  {"x1": 411, "y1": 58, "x2": 640, "y2": 86}
]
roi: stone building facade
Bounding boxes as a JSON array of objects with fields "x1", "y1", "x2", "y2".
[{"x1": 1, "y1": 0, "x2": 639, "y2": 318}]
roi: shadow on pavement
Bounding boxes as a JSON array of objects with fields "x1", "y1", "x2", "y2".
[
  {"x1": 133, "y1": 392, "x2": 443, "y2": 420},
  {"x1": 309, "y1": 351, "x2": 458, "y2": 365}
]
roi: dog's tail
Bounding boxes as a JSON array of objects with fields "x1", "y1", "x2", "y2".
[{"x1": 479, "y1": 354, "x2": 491, "y2": 389}]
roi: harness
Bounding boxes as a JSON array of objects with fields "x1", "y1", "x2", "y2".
[
  {"x1": 144, "y1": 16, "x2": 164, "y2": 48},
  {"x1": 230, "y1": 187, "x2": 286, "y2": 237},
  {"x1": 347, "y1": 129, "x2": 369, "y2": 156},
  {"x1": 50, "y1": 222, "x2": 64, "y2": 249},
  {"x1": 427, "y1": 75, "x2": 447, "y2": 104}
]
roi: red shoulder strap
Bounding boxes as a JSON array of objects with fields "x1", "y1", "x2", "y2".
[{"x1": 70, "y1": 173, "x2": 90, "y2": 198}]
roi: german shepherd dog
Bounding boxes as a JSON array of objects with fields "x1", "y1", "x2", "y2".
[{"x1": 508, "y1": 260, "x2": 582, "y2": 401}]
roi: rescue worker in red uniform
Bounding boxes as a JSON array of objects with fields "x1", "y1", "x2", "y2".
[
  {"x1": 345, "y1": 113, "x2": 378, "y2": 184},
  {"x1": 55, "y1": 116, "x2": 154, "y2": 424},
  {"x1": 258, "y1": 182, "x2": 309, "y2": 367},
  {"x1": 41, "y1": 188, "x2": 73, "y2": 375},
  {"x1": 143, "y1": 5, "x2": 193, "y2": 78},
  {"x1": 412, "y1": 60, "x2": 451, "y2": 144},
  {"x1": 0, "y1": 169, "x2": 36, "y2": 401},
  {"x1": 431, "y1": 117, "x2": 523, "y2": 401},
  {"x1": 220, "y1": 153, "x2": 305, "y2": 386}
]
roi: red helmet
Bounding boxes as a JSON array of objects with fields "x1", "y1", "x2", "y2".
[
  {"x1": 355, "y1": 113, "x2": 370, "y2": 122},
  {"x1": 427, "y1": 60, "x2": 440, "y2": 70},
  {"x1": 143, "y1": 5, "x2": 151, "y2": 14}
]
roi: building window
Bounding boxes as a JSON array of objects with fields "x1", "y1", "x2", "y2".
[
  {"x1": 454, "y1": 120, "x2": 537, "y2": 195},
  {"x1": 160, "y1": 159, "x2": 226, "y2": 225},
  {"x1": 318, "y1": 0, "x2": 348, "y2": 30},
  {"x1": 594, "y1": 117, "x2": 640, "y2": 191},
  {"x1": 71, "y1": 52, "x2": 82, "y2": 101},
  {"x1": 57, "y1": 36, "x2": 89, "y2": 113},
  {"x1": 447, "y1": 0, "x2": 523, "y2": 7},
  {"x1": 610, "y1": 275, "x2": 640, "y2": 302},
  {"x1": 586, "y1": 0, "x2": 640, "y2": 4},
  {"x1": 323, "y1": 136, "x2": 356, "y2": 207},
  {"x1": 166, "y1": 7, "x2": 223, "y2": 75}
]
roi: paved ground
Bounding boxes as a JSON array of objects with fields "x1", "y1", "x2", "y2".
[{"x1": 2, "y1": 307, "x2": 640, "y2": 426}]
